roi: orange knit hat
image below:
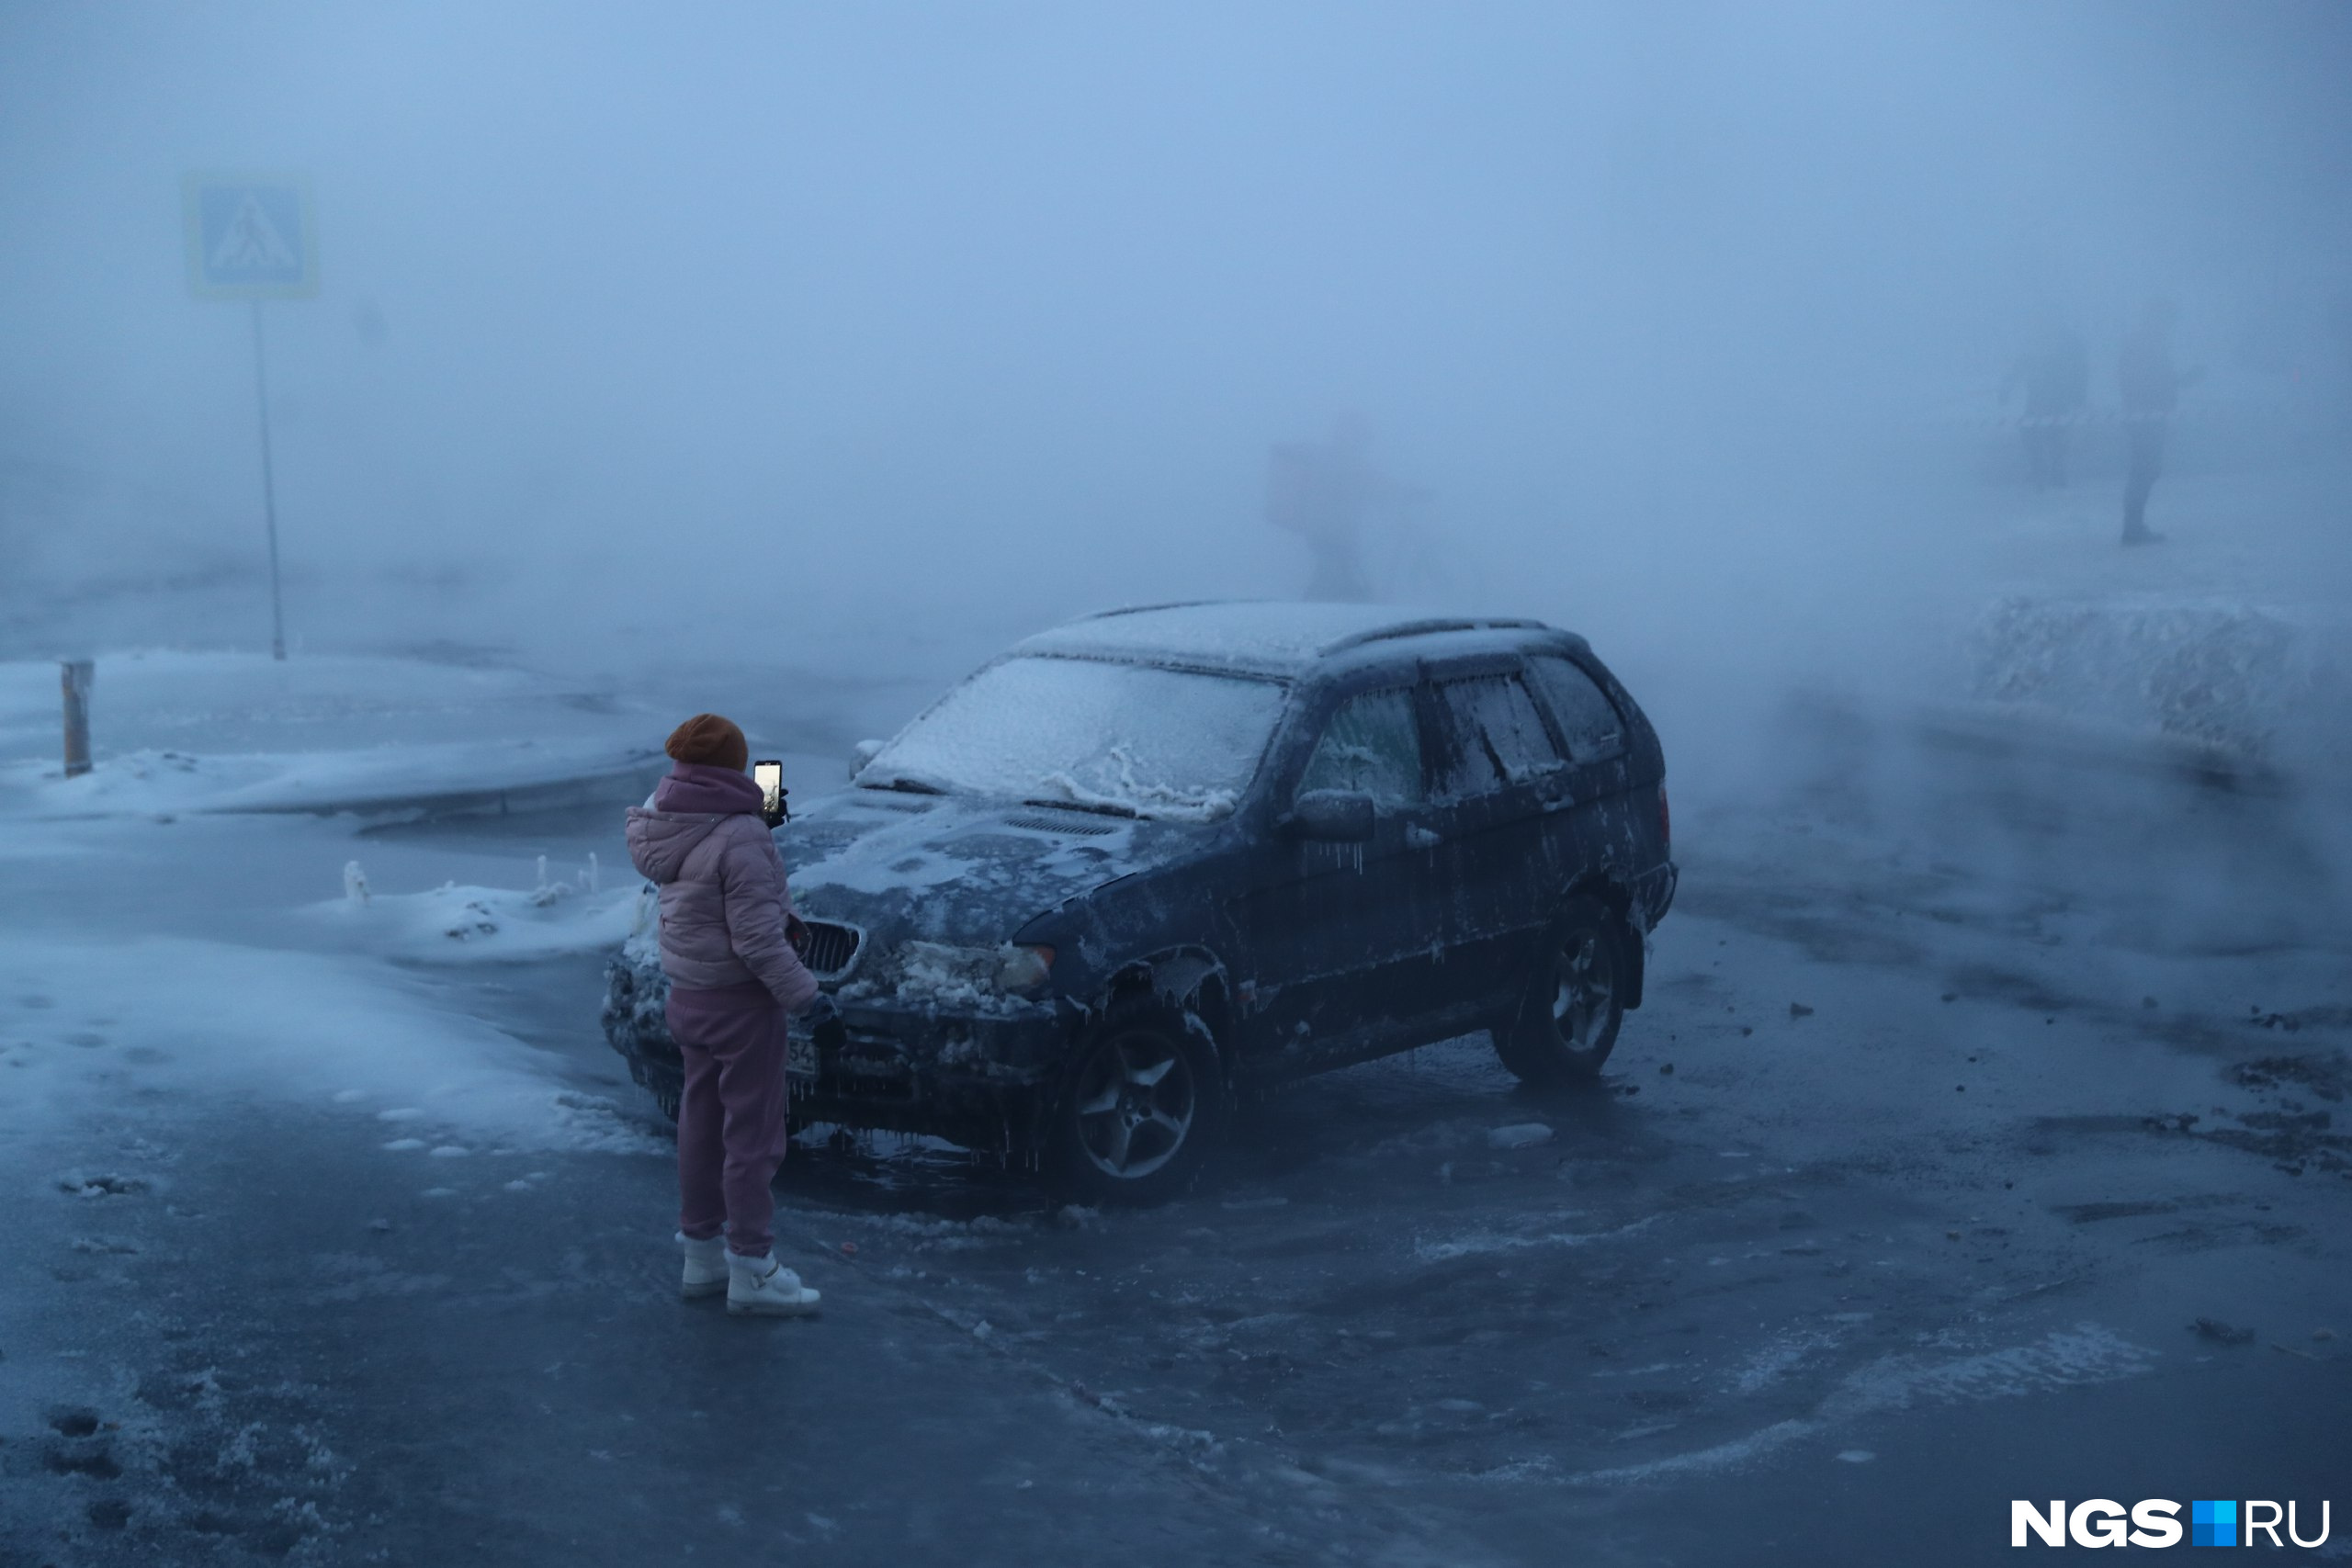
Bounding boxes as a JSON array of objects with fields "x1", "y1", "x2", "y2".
[{"x1": 664, "y1": 713, "x2": 748, "y2": 773}]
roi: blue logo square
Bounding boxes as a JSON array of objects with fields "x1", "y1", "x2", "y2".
[{"x1": 2191, "y1": 1500, "x2": 2236, "y2": 1547}]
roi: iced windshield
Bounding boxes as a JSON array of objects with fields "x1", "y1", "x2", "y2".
[{"x1": 857, "y1": 656, "x2": 1286, "y2": 821}]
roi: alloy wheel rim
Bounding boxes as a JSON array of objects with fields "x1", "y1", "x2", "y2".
[{"x1": 1074, "y1": 1031, "x2": 1195, "y2": 1179}]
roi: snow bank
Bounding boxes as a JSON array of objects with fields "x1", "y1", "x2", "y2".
[
  {"x1": 2, "y1": 738, "x2": 659, "y2": 818},
  {"x1": 1972, "y1": 593, "x2": 2349, "y2": 759},
  {"x1": 309, "y1": 874, "x2": 635, "y2": 964},
  {"x1": 0, "y1": 649, "x2": 607, "y2": 758},
  {"x1": 0, "y1": 934, "x2": 659, "y2": 1155},
  {"x1": 0, "y1": 649, "x2": 662, "y2": 818}
]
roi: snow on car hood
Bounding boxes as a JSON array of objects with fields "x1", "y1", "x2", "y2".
[{"x1": 778, "y1": 789, "x2": 1199, "y2": 946}]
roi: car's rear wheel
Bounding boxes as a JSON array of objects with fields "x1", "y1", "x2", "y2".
[
  {"x1": 1496, "y1": 895, "x2": 1630, "y2": 1086},
  {"x1": 1047, "y1": 1006, "x2": 1222, "y2": 1205}
]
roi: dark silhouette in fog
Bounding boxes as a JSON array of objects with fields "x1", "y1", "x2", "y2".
[
  {"x1": 2117, "y1": 299, "x2": 2202, "y2": 546},
  {"x1": 1267, "y1": 416, "x2": 1376, "y2": 603},
  {"x1": 2005, "y1": 320, "x2": 2088, "y2": 488}
]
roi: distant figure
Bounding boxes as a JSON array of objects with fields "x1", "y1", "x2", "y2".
[
  {"x1": 1266, "y1": 415, "x2": 1375, "y2": 602},
  {"x1": 2116, "y1": 300, "x2": 2203, "y2": 546},
  {"x1": 626, "y1": 713, "x2": 838, "y2": 1318},
  {"x1": 2004, "y1": 321, "x2": 2088, "y2": 488}
]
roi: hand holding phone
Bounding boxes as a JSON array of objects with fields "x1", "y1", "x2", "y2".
[{"x1": 753, "y1": 759, "x2": 788, "y2": 828}]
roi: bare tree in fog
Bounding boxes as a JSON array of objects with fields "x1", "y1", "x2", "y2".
[{"x1": 1263, "y1": 413, "x2": 1447, "y2": 604}]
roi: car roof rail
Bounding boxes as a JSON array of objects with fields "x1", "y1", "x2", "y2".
[
  {"x1": 1076, "y1": 599, "x2": 1228, "y2": 622},
  {"x1": 1327, "y1": 615, "x2": 1552, "y2": 653}
]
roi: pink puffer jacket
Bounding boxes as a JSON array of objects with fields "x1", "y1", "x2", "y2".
[{"x1": 624, "y1": 762, "x2": 820, "y2": 1014}]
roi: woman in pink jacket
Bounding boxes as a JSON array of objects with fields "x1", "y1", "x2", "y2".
[{"x1": 625, "y1": 714, "x2": 833, "y2": 1317}]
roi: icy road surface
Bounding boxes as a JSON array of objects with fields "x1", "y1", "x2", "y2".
[{"x1": 2, "y1": 694, "x2": 2348, "y2": 1565}]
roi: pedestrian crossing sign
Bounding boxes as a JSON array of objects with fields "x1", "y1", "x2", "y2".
[{"x1": 184, "y1": 174, "x2": 318, "y2": 299}]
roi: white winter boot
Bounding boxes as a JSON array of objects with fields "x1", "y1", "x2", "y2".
[
  {"x1": 726, "y1": 1252, "x2": 821, "y2": 1317},
  {"x1": 678, "y1": 1233, "x2": 729, "y2": 1300}
]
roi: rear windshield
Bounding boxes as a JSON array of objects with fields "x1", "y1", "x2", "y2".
[
  {"x1": 1525, "y1": 656, "x2": 1626, "y2": 762},
  {"x1": 857, "y1": 656, "x2": 1286, "y2": 821}
]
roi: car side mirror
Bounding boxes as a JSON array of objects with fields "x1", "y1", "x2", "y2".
[
  {"x1": 851, "y1": 739, "x2": 885, "y2": 778},
  {"x1": 1286, "y1": 789, "x2": 1375, "y2": 842}
]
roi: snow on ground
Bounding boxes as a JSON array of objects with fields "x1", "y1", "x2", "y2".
[
  {"x1": 306, "y1": 865, "x2": 639, "y2": 964},
  {"x1": 0, "y1": 649, "x2": 664, "y2": 818},
  {"x1": 1970, "y1": 592, "x2": 2350, "y2": 759},
  {"x1": 0, "y1": 649, "x2": 852, "y2": 1182},
  {"x1": 1959, "y1": 453, "x2": 2352, "y2": 763},
  {"x1": 0, "y1": 649, "x2": 618, "y2": 761},
  {"x1": 0, "y1": 932, "x2": 658, "y2": 1157},
  {"x1": 0, "y1": 737, "x2": 662, "y2": 819}
]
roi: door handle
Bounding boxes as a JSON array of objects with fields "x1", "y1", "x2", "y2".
[{"x1": 1405, "y1": 824, "x2": 1442, "y2": 851}]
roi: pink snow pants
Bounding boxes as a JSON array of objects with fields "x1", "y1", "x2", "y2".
[{"x1": 666, "y1": 982, "x2": 790, "y2": 1258}]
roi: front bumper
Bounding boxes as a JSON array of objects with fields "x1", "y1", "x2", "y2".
[
  {"x1": 784, "y1": 996, "x2": 1071, "y2": 1145},
  {"x1": 602, "y1": 950, "x2": 1075, "y2": 1151}
]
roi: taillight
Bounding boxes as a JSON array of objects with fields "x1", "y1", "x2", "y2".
[{"x1": 1658, "y1": 784, "x2": 1671, "y2": 852}]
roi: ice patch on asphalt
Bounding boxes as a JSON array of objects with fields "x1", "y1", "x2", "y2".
[
  {"x1": 1565, "y1": 1323, "x2": 2154, "y2": 1485},
  {"x1": 1567, "y1": 1418, "x2": 1821, "y2": 1484},
  {"x1": 841, "y1": 1212, "x2": 1041, "y2": 1250},
  {"x1": 0, "y1": 933, "x2": 661, "y2": 1156},
  {"x1": 1730, "y1": 1330, "x2": 1841, "y2": 1395},
  {"x1": 1821, "y1": 1321, "x2": 2155, "y2": 1417},
  {"x1": 1412, "y1": 1214, "x2": 1655, "y2": 1262}
]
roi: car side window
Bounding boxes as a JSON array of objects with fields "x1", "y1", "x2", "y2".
[
  {"x1": 1297, "y1": 688, "x2": 1423, "y2": 806},
  {"x1": 1431, "y1": 675, "x2": 1564, "y2": 797},
  {"x1": 1525, "y1": 657, "x2": 1626, "y2": 763}
]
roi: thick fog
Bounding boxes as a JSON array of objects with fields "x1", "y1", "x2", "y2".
[
  {"x1": 4, "y1": 3, "x2": 2349, "y2": 759},
  {"x1": 11, "y1": 13, "x2": 2352, "y2": 1560}
]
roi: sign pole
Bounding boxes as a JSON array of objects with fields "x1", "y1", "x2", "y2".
[
  {"x1": 61, "y1": 660, "x2": 94, "y2": 777},
  {"x1": 186, "y1": 172, "x2": 314, "y2": 661},
  {"x1": 249, "y1": 298, "x2": 287, "y2": 661}
]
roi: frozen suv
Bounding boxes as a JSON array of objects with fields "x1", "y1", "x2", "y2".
[{"x1": 603, "y1": 601, "x2": 1676, "y2": 1201}]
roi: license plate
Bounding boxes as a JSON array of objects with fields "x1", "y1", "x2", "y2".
[{"x1": 786, "y1": 1032, "x2": 818, "y2": 1078}]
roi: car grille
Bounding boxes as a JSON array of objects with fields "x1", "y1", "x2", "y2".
[
  {"x1": 799, "y1": 919, "x2": 865, "y2": 979},
  {"x1": 1001, "y1": 812, "x2": 1120, "y2": 837}
]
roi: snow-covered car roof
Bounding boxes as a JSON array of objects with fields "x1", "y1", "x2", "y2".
[{"x1": 1013, "y1": 601, "x2": 1554, "y2": 678}]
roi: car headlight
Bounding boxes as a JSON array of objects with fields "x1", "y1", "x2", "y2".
[
  {"x1": 994, "y1": 943, "x2": 1055, "y2": 996},
  {"x1": 896, "y1": 941, "x2": 1057, "y2": 1000}
]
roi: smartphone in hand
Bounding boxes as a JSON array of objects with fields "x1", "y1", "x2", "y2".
[{"x1": 753, "y1": 759, "x2": 788, "y2": 828}]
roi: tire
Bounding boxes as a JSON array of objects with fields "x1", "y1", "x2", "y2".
[
  {"x1": 1496, "y1": 895, "x2": 1631, "y2": 1087},
  {"x1": 1046, "y1": 1006, "x2": 1223, "y2": 1206}
]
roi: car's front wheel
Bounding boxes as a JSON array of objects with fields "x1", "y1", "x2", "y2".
[
  {"x1": 1047, "y1": 1006, "x2": 1222, "y2": 1205},
  {"x1": 1496, "y1": 895, "x2": 1630, "y2": 1086}
]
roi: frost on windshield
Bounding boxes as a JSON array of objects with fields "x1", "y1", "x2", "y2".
[{"x1": 859, "y1": 656, "x2": 1285, "y2": 820}]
